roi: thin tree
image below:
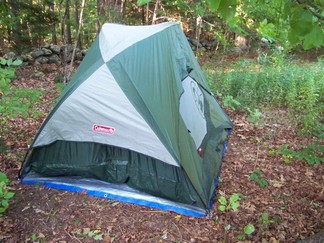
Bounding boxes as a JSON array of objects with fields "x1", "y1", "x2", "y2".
[
  {"x1": 8, "y1": 0, "x2": 22, "y2": 52},
  {"x1": 65, "y1": 0, "x2": 72, "y2": 44},
  {"x1": 97, "y1": 0, "x2": 106, "y2": 32},
  {"x1": 49, "y1": 0, "x2": 57, "y2": 45},
  {"x1": 60, "y1": 0, "x2": 69, "y2": 83},
  {"x1": 67, "y1": 0, "x2": 86, "y2": 80},
  {"x1": 73, "y1": 0, "x2": 82, "y2": 49},
  {"x1": 152, "y1": 0, "x2": 160, "y2": 24}
]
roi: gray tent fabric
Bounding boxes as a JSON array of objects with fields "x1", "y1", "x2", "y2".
[{"x1": 20, "y1": 22, "x2": 233, "y2": 217}]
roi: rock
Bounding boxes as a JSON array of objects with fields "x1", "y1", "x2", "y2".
[
  {"x1": 75, "y1": 50, "x2": 83, "y2": 61},
  {"x1": 31, "y1": 49, "x2": 45, "y2": 58},
  {"x1": 5, "y1": 51, "x2": 17, "y2": 60},
  {"x1": 62, "y1": 44, "x2": 73, "y2": 54},
  {"x1": 15, "y1": 44, "x2": 85, "y2": 65},
  {"x1": 48, "y1": 54, "x2": 61, "y2": 65},
  {"x1": 63, "y1": 52, "x2": 72, "y2": 63},
  {"x1": 232, "y1": 46, "x2": 243, "y2": 54},
  {"x1": 35, "y1": 56, "x2": 48, "y2": 64},
  {"x1": 43, "y1": 44, "x2": 51, "y2": 49},
  {"x1": 235, "y1": 35, "x2": 249, "y2": 48},
  {"x1": 189, "y1": 38, "x2": 202, "y2": 48},
  {"x1": 42, "y1": 48, "x2": 53, "y2": 56},
  {"x1": 20, "y1": 54, "x2": 33, "y2": 62},
  {"x1": 50, "y1": 45, "x2": 61, "y2": 54},
  {"x1": 81, "y1": 49, "x2": 88, "y2": 56}
]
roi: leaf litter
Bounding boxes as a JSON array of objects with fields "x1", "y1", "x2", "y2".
[{"x1": 0, "y1": 63, "x2": 323, "y2": 242}]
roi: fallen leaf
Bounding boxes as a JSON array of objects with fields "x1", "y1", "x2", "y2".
[
  {"x1": 111, "y1": 202, "x2": 119, "y2": 207},
  {"x1": 83, "y1": 228, "x2": 90, "y2": 234},
  {"x1": 270, "y1": 237, "x2": 280, "y2": 243},
  {"x1": 174, "y1": 215, "x2": 181, "y2": 220},
  {"x1": 34, "y1": 208, "x2": 47, "y2": 215},
  {"x1": 238, "y1": 134, "x2": 247, "y2": 139},
  {"x1": 242, "y1": 201, "x2": 256, "y2": 212},
  {"x1": 272, "y1": 180, "x2": 284, "y2": 188},
  {"x1": 103, "y1": 235, "x2": 111, "y2": 243},
  {"x1": 22, "y1": 206, "x2": 30, "y2": 212}
]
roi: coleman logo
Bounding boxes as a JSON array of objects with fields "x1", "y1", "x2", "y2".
[{"x1": 92, "y1": 124, "x2": 115, "y2": 135}]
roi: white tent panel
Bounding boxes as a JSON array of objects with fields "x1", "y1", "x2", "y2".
[
  {"x1": 34, "y1": 64, "x2": 179, "y2": 167},
  {"x1": 179, "y1": 76, "x2": 207, "y2": 148},
  {"x1": 99, "y1": 22, "x2": 178, "y2": 62}
]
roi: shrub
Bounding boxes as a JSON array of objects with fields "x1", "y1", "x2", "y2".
[
  {"x1": 0, "y1": 172, "x2": 15, "y2": 214},
  {"x1": 0, "y1": 57, "x2": 44, "y2": 119}
]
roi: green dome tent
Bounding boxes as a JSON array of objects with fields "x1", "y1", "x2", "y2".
[{"x1": 20, "y1": 22, "x2": 233, "y2": 217}]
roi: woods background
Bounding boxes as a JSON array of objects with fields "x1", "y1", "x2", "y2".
[{"x1": 0, "y1": 0, "x2": 323, "y2": 56}]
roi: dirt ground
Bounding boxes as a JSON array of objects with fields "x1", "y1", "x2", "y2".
[{"x1": 0, "y1": 63, "x2": 323, "y2": 242}]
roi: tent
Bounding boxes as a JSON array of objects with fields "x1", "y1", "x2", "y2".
[{"x1": 20, "y1": 22, "x2": 233, "y2": 217}]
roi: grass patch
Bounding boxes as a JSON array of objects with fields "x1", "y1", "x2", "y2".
[{"x1": 204, "y1": 57, "x2": 324, "y2": 135}]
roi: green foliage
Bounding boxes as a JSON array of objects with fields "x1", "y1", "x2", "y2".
[
  {"x1": 1, "y1": 0, "x2": 322, "y2": 52},
  {"x1": 137, "y1": 0, "x2": 151, "y2": 7},
  {"x1": 0, "y1": 58, "x2": 22, "y2": 90},
  {"x1": 260, "y1": 212, "x2": 273, "y2": 229},
  {"x1": 222, "y1": 95, "x2": 241, "y2": 110},
  {"x1": 277, "y1": 143, "x2": 324, "y2": 165},
  {"x1": 218, "y1": 193, "x2": 242, "y2": 212},
  {"x1": 244, "y1": 223, "x2": 255, "y2": 234},
  {"x1": 237, "y1": 223, "x2": 255, "y2": 240},
  {"x1": 214, "y1": 215, "x2": 220, "y2": 224},
  {"x1": 0, "y1": 58, "x2": 44, "y2": 119},
  {"x1": 277, "y1": 145, "x2": 294, "y2": 164},
  {"x1": 87, "y1": 230, "x2": 104, "y2": 240},
  {"x1": 235, "y1": 0, "x2": 324, "y2": 50},
  {"x1": 236, "y1": 233, "x2": 245, "y2": 241},
  {"x1": 25, "y1": 233, "x2": 47, "y2": 243},
  {"x1": 55, "y1": 83, "x2": 66, "y2": 93},
  {"x1": 0, "y1": 138, "x2": 10, "y2": 152},
  {"x1": 0, "y1": 88, "x2": 44, "y2": 118},
  {"x1": 205, "y1": 58, "x2": 324, "y2": 134},
  {"x1": 81, "y1": 229, "x2": 104, "y2": 241},
  {"x1": 287, "y1": 5, "x2": 324, "y2": 50},
  {"x1": 74, "y1": 219, "x2": 81, "y2": 225},
  {"x1": 26, "y1": 233, "x2": 38, "y2": 242},
  {"x1": 0, "y1": 2, "x2": 55, "y2": 52},
  {"x1": 224, "y1": 224, "x2": 231, "y2": 231},
  {"x1": 247, "y1": 109, "x2": 265, "y2": 128},
  {"x1": 249, "y1": 169, "x2": 268, "y2": 188},
  {"x1": 258, "y1": 212, "x2": 281, "y2": 232},
  {"x1": 0, "y1": 172, "x2": 15, "y2": 214}
]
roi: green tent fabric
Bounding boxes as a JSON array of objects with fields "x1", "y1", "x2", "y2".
[{"x1": 20, "y1": 22, "x2": 233, "y2": 217}]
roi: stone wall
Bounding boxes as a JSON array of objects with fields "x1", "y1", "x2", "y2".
[{"x1": 5, "y1": 44, "x2": 87, "y2": 65}]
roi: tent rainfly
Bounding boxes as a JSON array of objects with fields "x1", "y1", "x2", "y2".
[{"x1": 20, "y1": 22, "x2": 233, "y2": 217}]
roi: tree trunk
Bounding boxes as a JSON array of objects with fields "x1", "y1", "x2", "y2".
[
  {"x1": 65, "y1": 0, "x2": 72, "y2": 44},
  {"x1": 8, "y1": 0, "x2": 22, "y2": 52},
  {"x1": 145, "y1": 3, "x2": 149, "y2": 24},
  {"x1": 195, "y1": 15, "x2": 202, "y2": 53},
  {"x1": 68, "y1": 0, "x2": 85, "y2": 80},
  {"x1": 141, "y1": 5, "x2": 145, "y2": 24},
  {"x1": 61, "y1": 0, "x2": 69, "y2": 83},
  {"x1": 97, "y1": 0, "x2": 106, "y2": 32},
  {"x1": 74, "y1": 0, "x2": 82, "y2": 49},
  {"x1": 49, "y1": 0, "x2": 57, "y2": 44},
  {"x1": 120, "y1": 0, "x2": 125, "y2": 21},
  {"x1": 152, "y1": 0, "x2": 159, "y2": 24}
]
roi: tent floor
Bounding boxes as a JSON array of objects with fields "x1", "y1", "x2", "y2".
[{"x1": 21, "y1": 172, "x2": 207, "y2": 217}]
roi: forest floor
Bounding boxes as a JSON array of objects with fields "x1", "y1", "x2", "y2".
[{"x1": 0, "y1": 59, "x2": 323, "y2": 242}]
